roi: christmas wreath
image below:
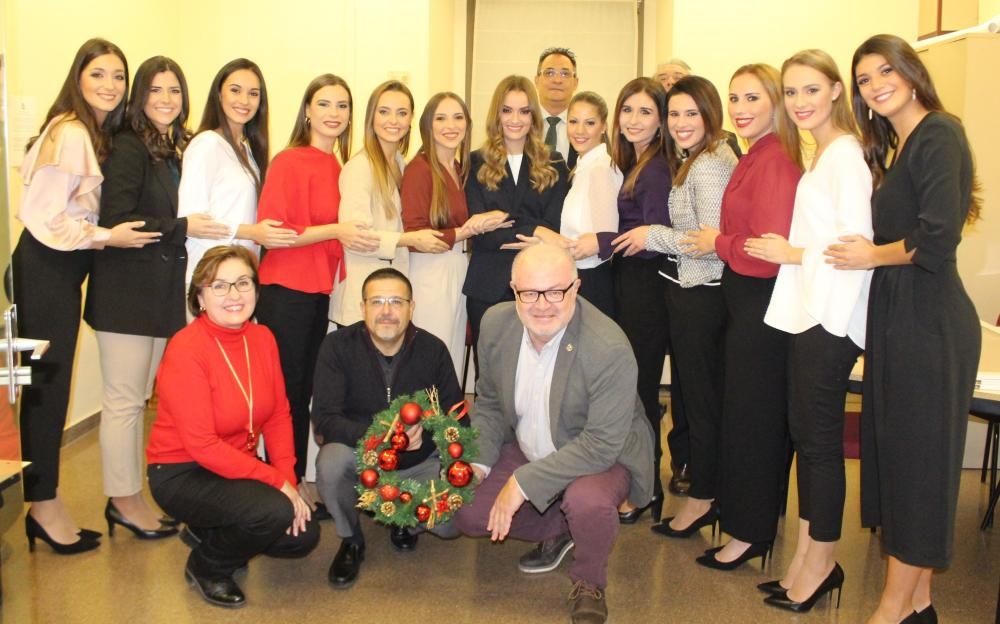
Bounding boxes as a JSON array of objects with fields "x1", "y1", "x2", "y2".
[{"x1": 355, "y1": 388, "x2": 478, "y2": 529}]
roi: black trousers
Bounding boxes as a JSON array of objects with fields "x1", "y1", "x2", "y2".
[
  {"x1": 577, "y1": 261, "x2": 615, "y2": 320},
  {"x1": 255, "y1": 284, "x2": 329, "y2": 479},
  {"x1": 788, "y1": 325, "x2": 861, "y2": 542},
  {"x1": 13, "y1": 230, "x2": 92, "y2": 501},
  {"x1": 717, "y1": 267, "x2": 790, "y2": 543},
  {"x1": 467, "y1": 292, "x2": 514, "y2": 384},
  {"x1": 149, "y1": 462, "x2": 319, "y2": 578},
  {"x1": 663, "y1": 275, "x2": 725, "y2": 500},
  {"x1": 614, "y1": 255, "x2": 672, "y2": 497}
]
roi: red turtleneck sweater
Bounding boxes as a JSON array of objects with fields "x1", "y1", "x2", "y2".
[{"x1": 146, "y1": 315, "x2": 296, "y2": 489}]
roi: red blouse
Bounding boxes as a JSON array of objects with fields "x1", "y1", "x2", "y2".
[
  {"x1": 400, "y1": 153, "x2": 468, "y2": 247},
  {"x1": 257, "y1": 146, "x2": 345, "y2": 294},
  {"x1": 146, "y1": 315, "x2": 296, "y2": 489},
  {"x1": 715, "y1": 133, "x2": 801, "y2": 278}
]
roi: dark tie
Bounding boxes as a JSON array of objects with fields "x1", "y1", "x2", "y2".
[{"x1": 545, "y1": 116, "x2": 560, "y2": 152}]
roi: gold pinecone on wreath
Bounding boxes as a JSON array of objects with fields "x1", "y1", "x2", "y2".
[
  {"x1": 448, "y1": 494, "x2": 464, "y2": 511},
  {"x1": 363, "y1": 450, "x2": 378, "y2": 466},
  {"x1": 380, "y1": 501, "x2": 397, "y2": 516},
  {"x1": 358, "y1": 490, "x2": 377, "y2": 508},
  {"x1": 444, "y1": 427, "x2": 460, "y2": 443}
]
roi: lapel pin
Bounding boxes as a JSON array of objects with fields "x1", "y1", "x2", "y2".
[{"x1": 566, "y1": 343, "x2": 574, "y2": 352}]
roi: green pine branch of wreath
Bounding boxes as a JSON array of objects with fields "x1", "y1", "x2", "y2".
[{"x1": 355, "y1": 387, "x2": 479, "y2": 529}]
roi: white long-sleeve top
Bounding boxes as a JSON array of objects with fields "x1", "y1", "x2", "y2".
[
  {"x1": 179, "y1": 131, "x2": 260, "y2": 282},
  {"x1": 328, "y1": 151, "x2": 408, "y2": 326},
  {"x1": 559, "y1": 147, "x2": 621, "y2": 270},
  {"x1": 764, "y1": 134, "x2": 873, "y2": 347}
]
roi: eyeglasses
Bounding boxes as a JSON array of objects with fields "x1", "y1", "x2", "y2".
[
  {"x1": 513, "y1": 281, "x2": 577, "y2": 304},
  {"x1": 365, "y1": 296, "x2": 411, "y2": 309},
  {"x1": 540, "y1": 68, "x2": 575, "y2": 80},
  {"x1": 205, "y1": 277, "x2": 254, "y2": 297}
]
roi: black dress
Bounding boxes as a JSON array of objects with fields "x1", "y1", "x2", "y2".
[{"x1": 860, "y1": 112, "x2": 980, "y2": 568}]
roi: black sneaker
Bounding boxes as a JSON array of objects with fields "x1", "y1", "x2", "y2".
[{"x1": 518, "y1": 533, "x2": 574, "y2": 574}]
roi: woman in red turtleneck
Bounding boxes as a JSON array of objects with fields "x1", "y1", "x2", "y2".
[{"x1": 147, "y1": 245, "x2": 317, "y2": 609}]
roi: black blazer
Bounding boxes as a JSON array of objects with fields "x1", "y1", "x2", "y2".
[
  {"x1": 462, "y1": 150, "x2": 569, "y2": 304},
  {"x1": 84, "y1": 130, "x2": 188, "y2": 337}
]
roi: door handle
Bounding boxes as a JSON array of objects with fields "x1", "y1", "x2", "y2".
[{"x1": 1, "y1": 305, "x2": 48, "y2": 404}]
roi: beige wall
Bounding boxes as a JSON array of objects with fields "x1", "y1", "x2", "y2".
[{"x1": 3, "y1": 0, "x2": 989, "y2": 428}]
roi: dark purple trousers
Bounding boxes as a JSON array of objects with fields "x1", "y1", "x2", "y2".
[{"x1": 455, "y1": 443, "x2": 630, "y2": 588}]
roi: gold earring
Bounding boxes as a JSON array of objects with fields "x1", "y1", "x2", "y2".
[
  {"x1": 868, "y1": 107, "x2": 873, "y2": 121},
  {"x1": 305, "y1": 116, "x2": 311, "y2": 126},
  {"x1": 911, "y1": 88, "x2": 916, "y2": 102}
]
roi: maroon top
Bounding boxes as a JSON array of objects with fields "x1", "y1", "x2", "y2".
[
  {"x1": 401, "y1": 153, "x2": 468, "y2": 247},
  {"x1": 715, "y1": 133, "x2": 800, "y2": 278}
]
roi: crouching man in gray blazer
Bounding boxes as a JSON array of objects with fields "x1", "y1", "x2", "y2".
[{"x1": 454, "y1": 244, "x2": 653, "y2": 624}]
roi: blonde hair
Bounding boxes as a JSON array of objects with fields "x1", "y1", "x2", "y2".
[
  {"x1": 730, "y1": 63, "x2": 803, "y2": 170},
  {"x1": 477, "y1": 75, "x2": 558, "y2": 192},
  {"x1": 362, "y1": 81, "x2": 414, "y2": 219},
  {"x1": 780, "y1": 49, "x2": 857, "y2": 163}
]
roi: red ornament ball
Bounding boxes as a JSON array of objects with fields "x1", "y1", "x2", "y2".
[
  {"x1": 379, "y1": 484, "x2": 400, "y2": 501},
  {"x1": 399, "y1": 492, "x2": 413, "y2": 504},
  {"x1": 447, "y1": 442, "x2": 464, "y2": 459},
  {"x1": 378, "y1": 449, "x2": 399, "y2": 471},
  {"x1": 360, "y1": 469, "x2": 379, "y2": 489},
  {"x1": 415, "y1": 504, "x2": 431, "y2": 522},
  {"x1": 447, "y1": 461, "x2": 473, "y2": 488},
  {"x1": 390, "y1": 431, "x2": 410, "y2": 451},
  {"x1": 399, "y1": 402, "x2": 423, "y2": 426},
  {"x1": 394, "y1": 421, "x2": 405, "y2": 433}
]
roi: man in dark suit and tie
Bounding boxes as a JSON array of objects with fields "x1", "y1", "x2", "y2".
[
  {"x1": 535, "y1": 46, "x2": 579, "y2": 168},
  {"x1": 455, "y1": 244, "x2": 653, "y2": 624}
]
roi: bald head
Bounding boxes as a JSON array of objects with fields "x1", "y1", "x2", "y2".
[
  {"x1": 511, "y1": 244, "x2": 580, "y2": 349},
  {"x1": 512, "y1": 243, "x2": 578, "y2": 283}
]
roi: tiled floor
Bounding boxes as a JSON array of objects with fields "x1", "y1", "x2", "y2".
[{"x1": 0, "y1": 404, "x2": 997, "y2": 623}]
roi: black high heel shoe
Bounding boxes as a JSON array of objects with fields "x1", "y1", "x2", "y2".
[
  {"x1": 757, "y1": 579, "x2": 790, "y2": 596},
  {"x1": 25, "y1": 515, "x2": 100, "y2": 555},
  {"x1": 695, "y1": 541, "x2": 772, "y2": 571},
  {"x1": 619, "y1": 495, "x2": 660, "y2": 524},
  {"x1": 105, "y1": 499, "x2": 179, "y2": 540},
  {"x1": 77, "y1": 528, "x2": 103, "y2": 540},
  {"x1": 901, "y1": 605, "x2": 937, "y2": 624},
  {"x1": 650, "y1": 504, "x2": 719, "y2": 539},
  {"x1": 764, "y1": 563, "x2": 844, "y2": 612}
]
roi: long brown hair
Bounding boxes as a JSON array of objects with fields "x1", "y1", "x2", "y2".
[
  {"x1": 361, "y1": 80, "x2": 414, "y2": 220},
  {"x1": 477, "y1": 75, "x2": 558, "y2": 192},
  {"x1": 611, "y1": 77, "x2": 668, "y2": 196},
  {"x1": 729, "y1": 64, "x2": 802, "y2": 170},
  {"x1": 126, "y1": 56, "x2": 192, "y2": 162},
  {"x1": 287, "y1": 74, "x2": 353, "y2": 163},
  {"x1": 28, "y1": 38, "x2": 129, "y2": 162},
  {"x1": 665, "y1": 76, "x2": 724, "y2": 187},
  {"x1": 851, "y1": 34, "x2": 981, "y2": 223},
  {"x1": 417, "y1": 92, "x2": 471, "y2": 229},
  {"x1": 780, "y1": 49, "x2": 857, "y2": 166},
  {"x1": 196, "y1": 58, "x2": 269, "y2": 196}
]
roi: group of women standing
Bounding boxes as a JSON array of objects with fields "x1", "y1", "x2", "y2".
[{"x1": 13, "y1": 33, "x2": 981, "y2": 622}]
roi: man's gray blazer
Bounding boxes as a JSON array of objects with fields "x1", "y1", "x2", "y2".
[{"x1": 473, "y1": 298, "x2": 654, "y2": 511}]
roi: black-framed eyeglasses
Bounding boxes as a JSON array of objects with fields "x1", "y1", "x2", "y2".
[
  {"x1": 365, "y1": 296, "x2": 411, "y2": 309},
  {"x1": 540, "y1": 68, "x2": 575, "y2": 80},
  {"x1": 513, "y1": 280, "x2": 577, "y2": 304},
  {"x1": 205, "y1": 277, "x2": 255, "y2": 297}
]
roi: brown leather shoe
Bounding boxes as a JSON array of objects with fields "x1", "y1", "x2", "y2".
[{"x1": 568, "y1": 580, "x2": 607, "y2": 623}]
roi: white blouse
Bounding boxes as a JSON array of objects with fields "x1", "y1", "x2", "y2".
[
  {"x1": 328, "y1": 151, "x2": 408, "y2": 326},
  {"x1": 764, "y1": 134, "x2": 873, "y2": 347},
  {"x1": 17, "y1": 115, "x2": 111, "y2": 250},
  {"x1": 559, "y1": 148, "x2": 621, "y2": 270},
  {"x1": 178, "y1": 131, "x2": 260, "y2": 282}
]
